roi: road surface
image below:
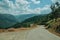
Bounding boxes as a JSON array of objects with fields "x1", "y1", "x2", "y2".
[{"x1": 0, "y1": 25, "x2": 60, "y2": 40}]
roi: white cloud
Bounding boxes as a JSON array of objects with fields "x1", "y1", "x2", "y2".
[
  {"x1": 0, "y1": 0, "x2": 31, "y2": 15},
  {"x1": 33, "y1": 5, "x2": 51, "y2": 14},
  {"x1": 51, "y1": 0, "x2": 60, "y2": 3},
  {"x1": 31, "y1": 0, "x2": 40, "y2": 4},
  {"x1": 42, "y1": 5, "x2": 50, "y2": 10},
  {"x1": 34, "y1": 8, "x2": 41, "y2": 13},
  {"x1": 24, "y1": 5, "x2": 51, "y2": 14},
  {"x1": 16, "y1": 0, "x2": 29, "y2": 5},
  {"x1": 0, "y1": 0, "x2": 51, "y2": 15}
]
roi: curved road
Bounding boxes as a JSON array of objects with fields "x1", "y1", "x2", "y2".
[{"x1": 0, "y1": 25, "x2": 60, "y2": 40}]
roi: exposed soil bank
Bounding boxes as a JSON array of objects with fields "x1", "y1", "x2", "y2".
[{"x1": 47, "y1": 28, "x2": 60, "y2": 37}]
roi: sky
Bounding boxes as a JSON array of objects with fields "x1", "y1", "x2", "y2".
[{"x1": 0, "y1": 0, "x2": 60, "y2": 15}]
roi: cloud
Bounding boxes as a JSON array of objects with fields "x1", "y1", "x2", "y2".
[
  {"x1": 16, "y1": 0, "x2": 29, "y2": 5},
  {"x1": 0, "y1": 0, "x2": 51, "y2": 15},
  {"x1": 31, "y1": 0, "x2": 40, "y2": 4},
  {"x1": 26, "y1": 8, "x2": 41, "y2": 14},
  {"x1": 0, "y1": 0, "x2": 31, "y2": 15},
  {"x1": 51, "y1": 0, "x2": 60, "y2": 3},
  {"x1": 42, "y1": 5, "x2": 50, "y2": 10},
  {"x1": 24, "y1": 5, "x2": 51, "y2": 14}
]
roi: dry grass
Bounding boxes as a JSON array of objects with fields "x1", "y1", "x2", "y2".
[
  {"x1": 0, "y1": 28, "x2": 29, "y2": 33},
  {"x1": 46, "y1": 18, "x2": 60, "y2": 37},
  {"x1": 0, "y1": 25, "x2": 37, "y2": 33},
  {"x1": 48, "y1": 28, "x2": 60, "y2": 37}
]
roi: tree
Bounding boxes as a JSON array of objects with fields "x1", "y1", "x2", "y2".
[{"x1": 50, "y1": 2, "x2": 60, "y2": 21}]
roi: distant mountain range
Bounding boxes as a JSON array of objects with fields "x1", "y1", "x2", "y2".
[
  {"x1": 0, "y1": 14, "x2": 17, "y2": 29},
  {"x1": 11, "y1": 14, "x2": 50, "y2": 28},
  {"x1": 0, "y1": 13, "x2": 50, "y2": 29},
  {"x1": 21, "y1": 14, "x2": 49, "y2": 24},
  {"x1": 0, "y1": 14, "x2": 38, "y2": 29},
  {"x1": 15, "y1": 14, "x2": 38, "y2": 22}
]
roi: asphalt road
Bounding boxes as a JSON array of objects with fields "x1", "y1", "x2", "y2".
[{"x1": 0, "y1": 25, "x2": 60, "y2": 40}]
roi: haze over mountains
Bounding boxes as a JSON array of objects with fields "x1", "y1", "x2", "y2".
[
  {"x1": 15, "y1": 14, "x2": 38, "y2": 22},
  {"x1": 0, "y1": 14, "x2": 39, "y2": 29}
]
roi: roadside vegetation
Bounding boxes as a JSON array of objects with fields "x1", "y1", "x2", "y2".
[
  {"x1": 45, "y1": 2, "x2": 60, "y2": 36},
  {"x1": 0, "y1": 1, "x2": 60, "y2": 35}
]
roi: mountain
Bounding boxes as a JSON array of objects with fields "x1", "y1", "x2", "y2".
[
  {"x1": 0, "y1": 14, "x2": 17, "y2": 29},
  {"x1": 0, "y1": 13, "x2": 49, "y2": 29},
  {"x1": 11, "y1": 14, "x2": 49, "y2": 28},
  {"x1": 0, "y1": 14, "x2": 38, "y2": 29},
  {"x1": 15, "y1": 14, "x2": 38, "y2": 23},
  {"x1": 21, "y1": 14, "x2": 49, "y2": 25}
]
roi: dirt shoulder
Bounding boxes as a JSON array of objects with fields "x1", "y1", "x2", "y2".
[
  {"x1": 47, "y1": 28, "x2": 60, "y2": 37},
  {"x1": 0, "y1": 26, "x2": 37, "y2": 33}
]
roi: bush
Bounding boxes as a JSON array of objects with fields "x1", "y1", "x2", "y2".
[{"x1": 22, "y1": 23, "x2": 30, "y2": 28}]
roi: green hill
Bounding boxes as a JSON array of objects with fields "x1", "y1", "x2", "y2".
[{"x1": 0, "y1": 14, "x2": 17, "y2": 29}]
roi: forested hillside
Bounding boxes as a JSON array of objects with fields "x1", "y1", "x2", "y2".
[
  {"x1": 0, "y1": 14, "x2": 17, "y2": 29},
  {"x1": 46, "y1": 2, "x2": 60, "y2": 34},
  {"x1": 11, "y1": 14, "x2": 49, "y2": 28}
]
